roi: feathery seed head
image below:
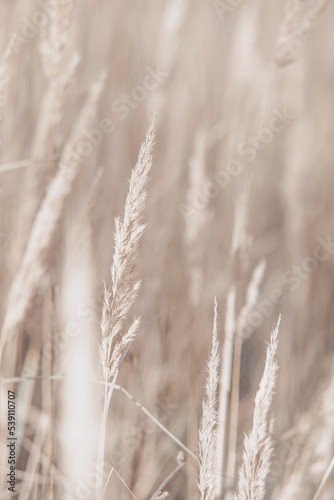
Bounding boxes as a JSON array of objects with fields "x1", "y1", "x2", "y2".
[{"x1": 100, "y1": 115, "x2": 156, "y2": 381}]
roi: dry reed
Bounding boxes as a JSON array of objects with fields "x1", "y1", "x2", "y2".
[
  {"x1": 198, "y1": 298, "x2": 220, "y2": 500},
  {"x1": 0, "y1": 73, "x2": 105, "y2": 366},
  {"x1": 97, "y1": 115, "x2": 156, "y2": 498},
  {"x1": 99, "y1": 114, "x2": 156, "y2": 382},
  {"x1": 235, "y1": 316, "x2": 280, "y2": 500},
  {"x1": 215, "y1": 286, "x2": 236, "y2": 498}
]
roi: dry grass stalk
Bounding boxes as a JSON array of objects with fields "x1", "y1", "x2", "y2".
[
  {"x1": 236, "y1": 260, "x2": 267, "y2": 339},
  {"x1": 39, "y1": 0, "x2": 76, "y2": 82},
  {"x1": 33, "y1": 51, "x2": 81, "y2": 160},
  {"x1": 33, "y1": 0, "x2": 78, "y2": 172},
  {"x1": 99, "y1": 114, "x2": 156, "y2": 381},
  {"x1": 73, "y1": 167, "x2": 104, "y2": 254},
  {"x1": 215, "y1": 286, "x2": 236, "y2": 498},
  {"x1": 312, "y1": 455, "x2": 334, "y2": 500},
  {"x1": 37, "y1": 0, "x2": 79, "y2": 152},
  {"x1": 97, "y1": 115, "x2": 156, "y2": 498},
  {"x1": 150, "y1": 452, "x2": 186, "y2": 500},
  {"x1": 0, "y1": 73, "x2": 105, "y2": 365},
  {"x1": 235, "y1": 316, "x2": 280, "y2": 500},
  {"x1": 84, "y1": 167, "x2": 104, "y2": 225},
  {"x1": 226, "y1": 260, "x2": 267, "y2": 491},
  {"x1": 198, "y1": 298, "x2": 220, "y2": 500},
  {"x1": 184, "y1": 130, "x2": 209, "y2": 498},
  {"x1": 18, "y1": 414, "x2": 50, "y2": 500},
  {"x1": 19, "y1": 2, "x2": 79, "y2": 252},
  {"x1": 275, "y1": 0, "x2": 328, "y2": 65},
  {"x1": 230, "y1": 190, "x2": 248, "y2": 259},
  {"x1": 115, "y1": 384, "x2": 197, "y2": 459}
]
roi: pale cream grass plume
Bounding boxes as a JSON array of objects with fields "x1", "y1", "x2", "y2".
[
  {"x1": 99, "y1": 114, "x2": 156, "y2": 382},
  {"x1": 26, "y1": 0, "x2": 78, "y2": 218},
  {"x1": 296, "y1": 0, "x2": 329, "y2": 37},
  {"x1": 39, "y1": 0, "x2": 76, "y2": 81},
  {"x1": 17, "y1": 52, "x2": 83, "y2": 279},
  {"x1": 148, "y1": 0, "x2": 189, "y2": 115},
  {"x1": 96, "y1": 115, "x2": 156, "y2": 499},
  {"x1": 198, "y1": 298, "x2": 220, "y2": 500},
  {"x1": 0, "y1": 73, "x2": 106, "y2": 365},
  {"x1": 275, "y1": 0, "x2": 301, "y2": 57},
  {"x1": 215, "y1": 287, "x2": 236, "y2": 498},
  {"x1": 26, "y1": 49, "x2": 80, "y2": 231},
  {"x1": 235, "y1": 316, "x2": 281, "y2": 500},
  {"x1": 275, "y1": 376, "x2": 334, "y2": 500},
  {"x1": 275, "y1": 0, "x2": 328, "y2": 65},
  {"x1": 32, "y1": 51, "x2": 81, "y2": 158},
  {"x1": 33, "y1": 1, "x2": 79, "y2": 162},
  {"x1": 226, "y1": 259, "x2": 267, "y2": 492},
  {"x1": 23, "y1": 0, "x2": 80, "y2": 236},
  {"x1": 19, "y1": 7, "x2": 80, "y2": 270}
]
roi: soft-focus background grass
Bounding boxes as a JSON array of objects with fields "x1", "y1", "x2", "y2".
[{"x1": 1, "y1": 0, "x2": 334, "y2": 498}]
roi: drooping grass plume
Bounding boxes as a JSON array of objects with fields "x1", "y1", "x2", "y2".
[
  {"x1": 96, "y1": 115, "x2": 156, "y2": 498},
  {"x1": 198, "y1": 298, "x2": 220, "y2": 500},
  {"x1": 0, "y1": 73, "x2": 106, "y2": 366},
  {"x1": 235, "y1": 316, "x2": 281, "y2": 500},
  {"x1": 99, "y1": 114, "x2": 156, "y2": 382}
]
